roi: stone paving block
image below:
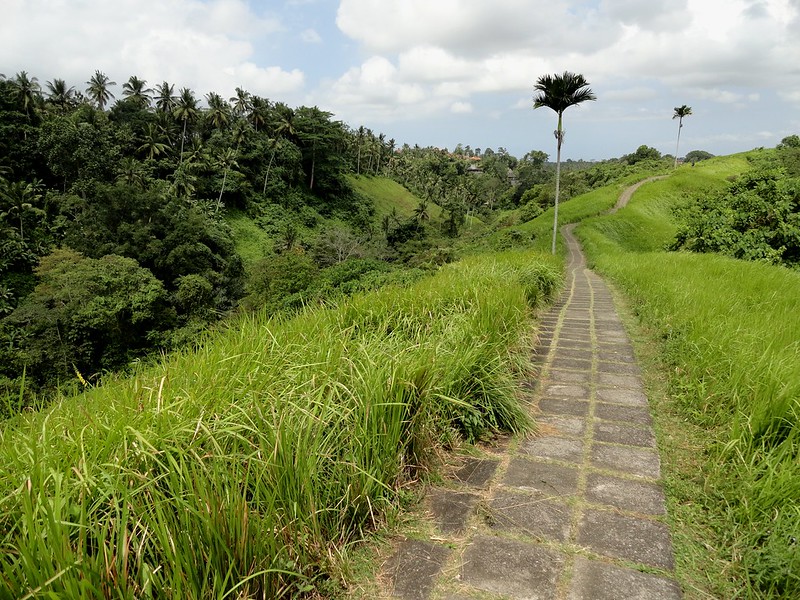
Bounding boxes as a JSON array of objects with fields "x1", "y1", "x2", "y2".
[
  {"x1": 554, "y1": 348, "x2": 593, "y2": 361},
  {"x1": 536, "y1": 414, "x2": 587, "y2": 437},
  {"x1": 567, "y1": 557, "x2": 682, "y2": 600},
  {"x1": 596, "y1": 361, "x2": 641, "y2": 375},
  {"x1": 503, "y1": 457, "x2": 579, "y2": 498},
  {"x1": 598, "y1": 344, "x2": 636, "y2": 359},
  {"x1": 387, "y1": 539, "x2": 450, "y2": 600},
  {"x1": 539, "y1": 398, "x2": 590, "y2": 417},
  {"x1": 594, "y1": 422, "x2": 655, "y2": 448},
  {"x1": 556, "y1": 339, "x2": 593, "y2": 351},
  {"x1": 584, "y1": 473, "x2": 666, "y2": 515},
  {"x1": 596, "y1": 341, "x2": 634, "y2": 354},
  {"x1": 597, "y1": 372, "x2": 643, "y2": 389},
  {"x1": 594, "y1": 403, "x2": 652, "y2": 425},
  {"x1": 559, "y1": 330, "x2": 592, "y2": 341},
  {"x1": 545, "y1": 383, "x2": 590, "y2": 399},
  {"x1": 489, "y1": 491, "x2": 572, "y2": 542},
  {"x1": 453, "y1": 457, "x2": 500, "y2": 488},
  {"x1": 596, "y1": 387, "x2": 648, "y2": 406},
  {"x1": 577, "y1": 509, "x2": 675, "y2": 569},
  {"x1": 548, "y1": 369, "x2": 592, "y2": 384},
  {"x1": 520, "y1": 436, "x2": 585, "y2": 464},
  {"x1": 550, "y1": 357, "x2": 593, "y2": 371},
  {"x1": 429, "y1": 489, "x2": 480, "y2": 535},
  {"x1": 460, "y1": 535, "x2": 565, "y2": 600},
  {"x1": 596, "y1": 334, "x2": 630, "y2": 345},
  {"x1": 590, "y1": 442, "x2": 661, "y2": 479}
]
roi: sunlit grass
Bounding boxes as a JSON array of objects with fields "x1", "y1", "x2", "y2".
[
  {"x1": 0, "y1": 249, "x2": 561, "y2": 598},
  {"x1": 577, "y1": 152, "x2": 800, "y2": 598},
  {"x1": 347, "y1": 175, "x2": 442, "y2": 221}
]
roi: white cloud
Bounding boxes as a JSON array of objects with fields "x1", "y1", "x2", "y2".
[
  {"x1": 450, "y1": 101, "x2": 473, "y2": 114},
  {"x1": 0, "y1": 0, "x2": 303, "y2": 99}
]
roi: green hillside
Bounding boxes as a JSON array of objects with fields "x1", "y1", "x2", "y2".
[
  {"x1": 575, "y1": 152, "x2": 800, "y2": 598},
  {"x1": 348, "y1": 174, "x2": 443, "y2": 221}
]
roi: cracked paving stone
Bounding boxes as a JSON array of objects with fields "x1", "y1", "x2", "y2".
[
  {"x1": 577, "y1": 508, "x2": 675, "y2": 569},
  {"x1": 460, "y1": 535, "x2": 565, "y2": 600}
]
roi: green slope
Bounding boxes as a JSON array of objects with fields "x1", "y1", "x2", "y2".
[{"x1": 348, "y1": 174, "x2": 442, "y2": 221}]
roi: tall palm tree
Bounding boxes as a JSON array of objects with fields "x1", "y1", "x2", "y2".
[
  {"x1": 138, "y1": 123, "x2": 170, "y2": 160},
  {"x1": 45, "y1": 78, "x2": 76, "y2": 113},
  {"x1": 533, "y1": 71, "x2": 597, "y2": 254},
  {"x1": 248, "y1": 95, "x2": 268, "y2": 132},
  {"x1": 262, "y1": 105, "x2": 296, "y2": 194},
  {"x1": 672, "y1": 105, "x2": 692, "y2": 168},
  {"x1": 85, "y1": 70, "x2": 116, "y2": 110},
  {"x1": 10, "y1": 71, "x2": 41, "y2": 121},
  {"x1": 205, "y1": 92, "x2": 230, "y2": 130},
  {"x1": 173, "y1": 87, "x2": 199, "y2": 163},
  {"x1": 121, "y1": 75, "x2": 152, "y2": 108},
  {"x1": 230, "y1": 87, "x2": 252, "y2": 118},
  {"x1": 154, "y1": 81, "x2": 177, "y2": 114}
]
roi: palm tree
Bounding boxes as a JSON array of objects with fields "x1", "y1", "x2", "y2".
[
  {"x1": 138, "y1": 123, "x2": 170, "y2": 160},
  {"x1": 173, "y1": 87, "x2": 199, "y2": 162},
  {"x1": 85, "y1": 70, "x2": 116, "y2": 110},
  {"x1": 205, "y1": 92, "x2": 230, "y2": 130},
  {"x1": 45, "y1": 78, "x2": 76, "y2": 112},
  {"x1": 533, "y1": 71, "x2": 597, "y2": 254},
  {"x1": 262, "y1": 105, "x2": 296, "y2": 194},
  {"x1": 0, "y1": 178, "x2": 43, "y2": 241},
  {"x1": 248, "y1": 95, "x2": 268, "y2": 132},
  {"x1": 230, "y1": 87, "x2": 252, "y2": 118},
  {"x1": 672, "y1": 105, "x2": 692, "y2": 168},
  {"x1": 9, "y1": 71, "x2": 41, "y2": 123},
  {"x1": 121, "y1": 76, "x2": 152, "y2": 108},
  {"x1": 154, "y1": 81, "x2": 177, "y2": 114}
]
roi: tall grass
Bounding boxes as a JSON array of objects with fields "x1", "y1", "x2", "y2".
[
  {"x1": 0, "y1": 250, "x2": 561, "y2": 599},
  {"x1": 577, "y1": 155, "x2": 800, "y2": 597}
]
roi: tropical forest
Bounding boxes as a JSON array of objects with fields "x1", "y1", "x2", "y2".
[{"x1": 0, "y1": 69, "x2": 798, "y2": 598}]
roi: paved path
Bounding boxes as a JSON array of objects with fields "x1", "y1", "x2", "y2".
[{"x1": 382, "y1": 206, "x2": 681, "y2": 599}]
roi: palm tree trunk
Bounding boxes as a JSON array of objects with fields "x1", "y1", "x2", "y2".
[
  {"x1": 673, "y1": 119, "x2": 682, "y2": 169},
  {"x1": 551, "y1": 113, "x2": 564, "y2": 255},
  {"x1": 262, "y1": 142, "x2": 277, "y2": 196},
  {"x1": 216, "y1": 167, "x2": 228, "y2": 214},
  {"x1": 179, "y1": 117, "x2": 187, "y2": 164}
]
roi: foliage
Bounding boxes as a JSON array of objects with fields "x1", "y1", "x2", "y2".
[
  {"x1": 4, "y1": 249, "x2": 172, "y2": 385},
  {"x1": 622, "y1": 144, "x2": 662, "y2": 164},
  {"x1": 577, "y1": 153, "x2": 800, "y2": 597},
  {"x1": 672, "y1": 167, "x2": 800, "y2": 267},
  {"x1": 684, "y1": 149, "x2": 714, "y2": 163},
  {"x1": 0, "y1": 250, "x2": 561, "y2": 598}
]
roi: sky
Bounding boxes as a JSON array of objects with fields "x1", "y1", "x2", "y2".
[{"x1": 2, "y1": 0, "x2": 799, "y2": 161}]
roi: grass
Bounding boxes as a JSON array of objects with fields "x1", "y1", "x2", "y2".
[
  {"x1": 0, "y1": 249, "x2": 561, "y2": 599},
  {"x1": 347, "y1": 175, "x2": 442, "y2": 221},
  {"x1": 225, "y1": 209, "x2": 273, "y2": 268},
  {"x1": 576, "y1": 154, "x2": 800, "y2": 598}
]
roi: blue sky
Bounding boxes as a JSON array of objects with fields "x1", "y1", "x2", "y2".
[{"x1": 2, "y1": 0, "x2": 799, "y2": 160}]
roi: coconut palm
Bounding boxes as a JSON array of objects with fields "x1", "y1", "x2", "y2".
[
  {"x1": 121, "y1": 75, "x2": 152, "y2": 108},
  {"x1": 230, "y1": 87, "x2": 252, "y2": 118},
  {"x1": 154, "y1": 81, "x2": 177, "y2": 114},
  {"x1": 533, "y1": 71, "x2": 597, "y2": 254},
  {"x1": 138, "y1": 123, "x2": 170, "y2": 160},
  {"x1": 248, "y1": 95, "x2": 269, "y2": 132},
  {"x1": 9, "y1": 71, "x2": 41, "y2": 121},
  {"x1": 672, "y1": 105, "x2": 692, "y2": 168},
  {"x1": 85, "y1": 70, "x2": 116, "y2": 110},
  {"x1": 262, "y1": 104, "x2": 297, "y2": 194},
  {"x1": 173, "y1": 87, "x2": 199, "y2": 163},
  {"x1": 204, "y1": 92, "x2": 230, "y2": 130},
  {"x1": 45, "y1": 78, "x2": 76, "y2": 113}
]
